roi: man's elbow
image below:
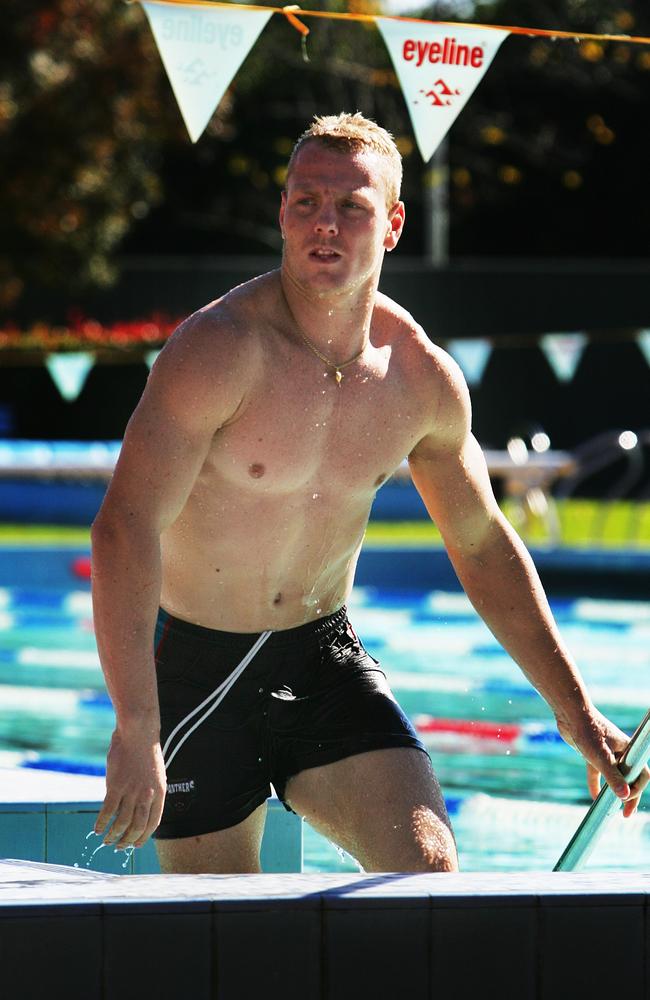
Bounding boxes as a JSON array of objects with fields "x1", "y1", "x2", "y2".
[
  {"x1": 444, "y1": 509, "x2": 508, "y2": 564},
  {"x1": 91, "y1": 501, "x2": 154, "y2": 547}
]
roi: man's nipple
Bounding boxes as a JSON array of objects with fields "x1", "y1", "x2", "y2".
[{"x1": 249, "y1": 462, "x2": 266, "y2": 478}]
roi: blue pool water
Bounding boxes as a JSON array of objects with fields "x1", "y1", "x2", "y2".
[{"x1": 0, "y1": 581, "x2": 648, "y2": 872}]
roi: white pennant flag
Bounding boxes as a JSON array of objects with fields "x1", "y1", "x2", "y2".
[
  {"x1": 540, "y1": 333, "x2": 587, "y2": 383},
  {"x1": 377, "y1": 20, "x2": 509, "y2": 162},
  {"x1": 46, "y1": 353, "x2": 94, "y2": 402},
  {"x1": 637, "y1": 329, "x2": 650, "y2": 368},
  {"x1": 142, "y1": 1, "x2": 272, "y2": 143},
  {"x1": 446, "y1": 338, "x2": 492, "y2": 387}
]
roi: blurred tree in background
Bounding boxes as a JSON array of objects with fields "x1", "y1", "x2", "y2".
[
  {"x1": 1, "y1": 0, "x2": 415, "y2": 319},
  {"x1": 2, "y1": 0, "x2": 650, "y2": 321},
  {"x1": 0, "y1": 0, "x2": 183, "y2": 316}
]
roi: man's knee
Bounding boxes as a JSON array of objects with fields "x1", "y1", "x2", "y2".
[
  {"x1": 154, "y1": 803, "x2": 267, "y2": 874},
  {"x1": 410, "y1": 804, "x2": 459, "y2": 871},
  {"x1": 355, "y1": 804, "x2": 458, "y2": 873},
  {"x1": 156, "y1": 836, "x2": 262, "y2": 874}
]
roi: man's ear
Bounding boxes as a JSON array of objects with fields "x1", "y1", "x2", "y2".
[{"x1": 384, "y1": 201, "x2": 405, "y2": 252}]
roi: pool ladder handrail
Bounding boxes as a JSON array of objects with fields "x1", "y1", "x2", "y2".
[{"x1": 554, "y1": 706, "x2": 650, "y2": 871}]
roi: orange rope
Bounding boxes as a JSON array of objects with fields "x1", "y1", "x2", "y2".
[
  {"x1": 134, "y1": 0, "x2": 650, "y2": 46},
  {"x1": 281, "y1": 5, "x2": 309, "y2": 36}
]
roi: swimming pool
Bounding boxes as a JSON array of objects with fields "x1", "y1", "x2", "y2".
[{"x1": 0, "y1": 577, "x2": 648, "y2": 872}]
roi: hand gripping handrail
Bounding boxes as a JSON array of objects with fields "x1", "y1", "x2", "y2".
[{"x1": 554, "y1": 707, "x2": 650, "y2": 871}]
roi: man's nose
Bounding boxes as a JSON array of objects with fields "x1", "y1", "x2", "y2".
[{"x1": 314, "y1": 206, "x2": 338, "y2": 234}]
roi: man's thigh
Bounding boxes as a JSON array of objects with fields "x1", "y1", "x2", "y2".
[
  {"x1": 284, "y1": 747, "x2": 458, "y2": 873},
  {"x1": 155, "y1": 801, "x2": 267, "y2": 874}
]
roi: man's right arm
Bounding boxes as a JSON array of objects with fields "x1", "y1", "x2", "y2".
[{"x1": 91, "y1": 310, "x2": 254, "y2": 849}]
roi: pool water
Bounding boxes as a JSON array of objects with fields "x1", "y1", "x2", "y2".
[{"x1": 0, "y1": 583, "x2": 648, "y2": 872}]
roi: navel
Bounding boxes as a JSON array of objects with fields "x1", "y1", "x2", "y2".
[
  {"x1": 273, "y1": 593, "x2": 283, "y2": 606},
  {"x1": 248, "y1": 462, "x2": 266, "y2": 478}
]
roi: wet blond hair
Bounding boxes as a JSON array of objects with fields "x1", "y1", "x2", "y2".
[{"x1": 287, "y1": 112, "x2": 403, "y2": 208}]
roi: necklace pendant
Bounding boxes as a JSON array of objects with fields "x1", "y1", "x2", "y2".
[{"x1": 335, "y1": 369, "x2": 343, "y2": 385}]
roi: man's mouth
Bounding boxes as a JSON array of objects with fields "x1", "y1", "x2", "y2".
[{"x1": 309, "y1": 247, "x2": 341, "y2": 261}]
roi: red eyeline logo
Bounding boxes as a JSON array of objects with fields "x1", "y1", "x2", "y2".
[
  {"x1": 417, "y1": 80, "x2": 462, "y2": 107},
  {"x1": 402, "y1": 37, "x2": 485, "y2": 69}
]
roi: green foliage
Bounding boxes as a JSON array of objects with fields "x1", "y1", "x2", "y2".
[
  {"x1": 4, "y1": 0, "x2": 650, "y2": 317},
  {"x1": 0, "y1": 0, "x2": 183, "y2": 314}
]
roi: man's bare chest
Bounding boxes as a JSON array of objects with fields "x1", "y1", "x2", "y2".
[{"x1": 200, "y1": 364, "x2": 427, "y2": 498}]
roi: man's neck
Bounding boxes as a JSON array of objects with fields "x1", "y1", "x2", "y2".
[{"x1": 279, "y1": 267, "x2": 380, "y2": 361}]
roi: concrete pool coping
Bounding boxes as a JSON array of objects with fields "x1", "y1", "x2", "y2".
[{"x1": 0, "y1": 861, "x2": 647, "y2": 1000}]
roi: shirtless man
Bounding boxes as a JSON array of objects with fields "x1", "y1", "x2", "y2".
[{"x1": 92, "y1": 112, "x2": 647, "y2": 873}]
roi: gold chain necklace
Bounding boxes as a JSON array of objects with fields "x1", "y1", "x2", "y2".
[{"x1": 285, "y1": 298, "x2": 367, "y2": 385}]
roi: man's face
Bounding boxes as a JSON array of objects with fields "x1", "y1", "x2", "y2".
[{"x1": 279, "y1": 142, "x2": 404, "y2": 296}]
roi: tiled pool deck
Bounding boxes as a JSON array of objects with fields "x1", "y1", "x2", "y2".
[
  {"x1": 1, "y1": 769, "x2": 648, "y2": 999},
  {"x1": 0, "y1": 861, "x2": 647, "y2": 999}
]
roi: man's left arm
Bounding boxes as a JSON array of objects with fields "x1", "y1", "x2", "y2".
[{"x1": 408, "y1": 359, "x2": 648, "y2": 816}]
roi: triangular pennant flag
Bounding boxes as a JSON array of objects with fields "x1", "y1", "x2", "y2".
[
  {"x1": 145, "y1": 349, "x2": 161, "y2": 370},
  {"x1": 376, "y1": 21, "x2": 509, "y2": 162},
  {"x1": 637, "y1": 329, "x2": 650, "y2": 368},
  {"x1": 142, "y1": 1, "x2": 272, "y2": 142},
  {"x1": 446, "y1": 338, "x2": 492, "y2": 386},
  {"x1": 540, "y1": 333, "x2": 587, "y2": 383},
  {"x1": 46, "y1": 353, "x2": 94, "y2": 402}
]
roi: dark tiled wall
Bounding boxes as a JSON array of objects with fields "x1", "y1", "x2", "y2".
[{"x1": 0, "y1": 889, "x2": 647, "y2": 1000}]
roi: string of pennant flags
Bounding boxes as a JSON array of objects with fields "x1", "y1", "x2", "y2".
[
  {"x1": 135, "y1": 0, "x2": 650, "y2": 159},
  {"x1": 34, "y1": 4, "x2": 650, "y2": 400},
  {"x1": 39, "y1": 329, "x2": 650, "y2": 400}
]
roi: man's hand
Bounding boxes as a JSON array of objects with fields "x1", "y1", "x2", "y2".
[
  {"x1": 556, "y1": 706, "x2": 650, "y2": 818},
  {"x1": 95, "y1": 728, "x2": 167, "y2": 849}
]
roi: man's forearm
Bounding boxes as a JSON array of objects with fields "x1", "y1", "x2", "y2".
[
  {"x1": 445, "y1": 513, "x2": 593, "y2": 723},
  {"x1": 91, "y1": 515, "x2": 163, "y2": 733}
]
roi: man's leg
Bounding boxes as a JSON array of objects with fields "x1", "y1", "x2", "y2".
[
  {"x1": 155, "y1": 801, "x2": 267, "y2": 874},
  {"x1": 284, "y1": 747, "x2": 458, "y2": 872}
]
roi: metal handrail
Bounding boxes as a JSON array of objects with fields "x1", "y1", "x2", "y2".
[{"x1": 553, "y1": 707, "x2": 650, "y2": 871}]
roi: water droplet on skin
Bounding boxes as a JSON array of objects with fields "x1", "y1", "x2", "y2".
[{"x1": 312, "y1": 493, "x2": 319, "y2": 499}]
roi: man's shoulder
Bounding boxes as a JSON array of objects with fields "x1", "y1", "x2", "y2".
[
  {"x1": 374, "y1": 292, "x2": 461, "y2": 381},
  {"x1": 177, "y1": 271, "x2": 278, "y2": 346},
  {"x1": 174, "y1": 270, "x2": 279, "y2": 354}
]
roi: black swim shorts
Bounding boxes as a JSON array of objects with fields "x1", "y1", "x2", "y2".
[{"x1": 153, "y1": 605, "x2": 428, "y2": 839}]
